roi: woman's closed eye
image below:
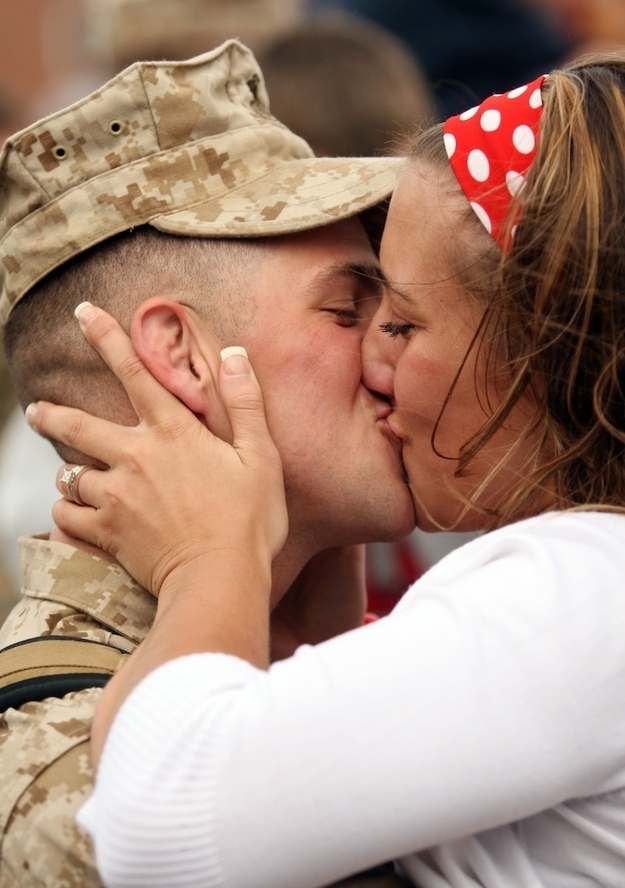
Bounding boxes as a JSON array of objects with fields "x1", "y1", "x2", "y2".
[{"x1": 379, "y1": 320, "x2": 416, "y2": 339}]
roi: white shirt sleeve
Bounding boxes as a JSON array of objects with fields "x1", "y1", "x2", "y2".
[{"x1": 79, "y1": 512, "x2": 625, "y2": 888}]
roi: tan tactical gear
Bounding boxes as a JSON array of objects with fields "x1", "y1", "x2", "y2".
[
  {"x1": 0, "y1": 636, "x2": 128, "y2": 712},
  {"x1": 0, "y1": 536, "x2": 154, "y2": 887}
]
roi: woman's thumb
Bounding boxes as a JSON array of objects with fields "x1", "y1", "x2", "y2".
[{"x1": 219, "y1": 347, "x2": 274, "y2": 456}]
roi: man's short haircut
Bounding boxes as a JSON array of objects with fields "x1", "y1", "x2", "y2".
[{"x1": 4, "y1": 227, "x2": 265, "y2": 460}]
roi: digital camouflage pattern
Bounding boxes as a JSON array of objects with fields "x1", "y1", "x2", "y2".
[
  {"x1": 0, "y1": 536, "x2": 155, "y2": 887},
  {"x1": 0, "y1": 39, "x2": 403, "y2": 327}
]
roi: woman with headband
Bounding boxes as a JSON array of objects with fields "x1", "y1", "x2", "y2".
[{"x1": 27, "y1": 54, "x2": 625, "y2": 887}]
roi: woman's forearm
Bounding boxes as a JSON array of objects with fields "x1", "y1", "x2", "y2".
[{"x1": 91, "y1": 545, "x2": 272, "y2": 766}]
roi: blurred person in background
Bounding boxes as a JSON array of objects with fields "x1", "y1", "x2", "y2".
[
  {"x1": 0, "y1": 91, "x2": 21, "y2": 437},
  {"x1": 306, "y1": 0, "x2": 572, "y2": 118},
  {"x1": 523, "y1": 0, "x2": 625, "y2": 56},
  {"x1": 81, "y1": 0, "x2": 305, "y2": 74},
  {"x1": 256, "y1": 14, "x2": 436, "y2": 158},
  {"x1": 0, "y1": 90, "x2": 28, "y2": 622}
]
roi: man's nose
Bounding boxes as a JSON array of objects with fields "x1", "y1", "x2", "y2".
[{"x1": 361, "y1": 316, "x2": 397, "y2": 399}]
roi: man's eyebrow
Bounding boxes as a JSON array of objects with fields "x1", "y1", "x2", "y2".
[{"x1": 309, "y1": 261, "x2": 385, "y2": 296}]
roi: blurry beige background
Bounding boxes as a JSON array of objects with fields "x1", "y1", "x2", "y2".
[{"x1": 0, "y1": 0, "x2": 92, "y2": 128}]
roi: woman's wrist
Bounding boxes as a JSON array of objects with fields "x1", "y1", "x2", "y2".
[
  {"x1": 91, "y1": 547, "x2": 272, "y2": 769},
  {"x1": 153, "y1": 544, "x2": 274, "y2": 667}
]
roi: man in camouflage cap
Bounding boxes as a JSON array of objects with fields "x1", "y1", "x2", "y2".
[{"x1": 0, "y1": 40, "x2": 413, "y2": 886}]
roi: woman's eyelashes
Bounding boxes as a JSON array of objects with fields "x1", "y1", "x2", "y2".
[{"x1": 379, "y1": 320, "x2": 416, "y2": 339}]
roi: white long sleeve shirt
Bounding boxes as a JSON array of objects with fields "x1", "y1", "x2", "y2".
[{"x1": 79, "y1": 511, "x2": 625, "y2": 887}]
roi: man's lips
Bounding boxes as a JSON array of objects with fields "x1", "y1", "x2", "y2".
[{"x1": 373, "y1": 405, "x2": 410, "y2": 485}]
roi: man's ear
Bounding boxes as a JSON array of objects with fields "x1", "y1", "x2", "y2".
[{"x1": 130, "y1": 297, "x2": 223, "y2": 425}]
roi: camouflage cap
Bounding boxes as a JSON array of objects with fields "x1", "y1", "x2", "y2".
[{"x1": 0, "y1": 39, "x2": 403, "y2": 326}]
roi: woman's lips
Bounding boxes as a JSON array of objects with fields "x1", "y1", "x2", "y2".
[{"x1": 377, "y1": 414, "x2": 403, "y2": 454}]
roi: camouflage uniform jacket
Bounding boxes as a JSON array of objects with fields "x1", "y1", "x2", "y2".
[{"x1": 0, "y1": 535, "x2": 156, "y2": 888}]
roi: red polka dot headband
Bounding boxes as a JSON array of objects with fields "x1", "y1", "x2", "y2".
[{"x1": 443, "y1": 74, "x2": 547, "y2": 250}]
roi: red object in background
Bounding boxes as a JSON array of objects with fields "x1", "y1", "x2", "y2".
[{"x1": 365, "y1": 539, "x2": 425, "y2": 616}]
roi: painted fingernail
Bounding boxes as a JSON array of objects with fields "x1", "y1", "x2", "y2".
[
  {"x1": 74, "y1": 301, "x2": 97, "y2": 322},
  {"x1": 220, "y1": 346, "x2": 250, "y2": 376},
  {"x1": 25, "y1": 402, "x2": 39, "y2": 425}
]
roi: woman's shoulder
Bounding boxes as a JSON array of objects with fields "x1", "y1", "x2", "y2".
[
  {"x1": 393, "y1": 511, "x2": 625, "y2": 710},
  {"x1": 430, "y1": 509, "x2": 625, "y2": 571},
  {"x1": 400, "y1": 510, "x2": 625, "y2": 615}
]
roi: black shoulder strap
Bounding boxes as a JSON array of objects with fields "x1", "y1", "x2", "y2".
[{"x1": 0, "y1": 636, "x2": 129, "y2": 712}]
